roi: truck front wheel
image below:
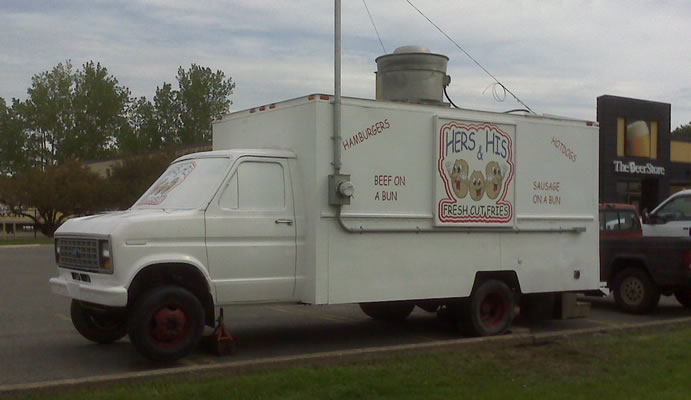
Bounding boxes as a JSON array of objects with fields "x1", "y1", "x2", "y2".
[
  {"x1": 128, "y1": 286, "x2": 204, "y2": 362},
  {"x1": 359, "y1": 301, "x2": 415, "y2": 320},
  {"x1": 613, "y1": 268, "x2": 660, "y2": 314},
  {"x1": 674, "y1": 289, "x2": 691, "y2": 308},
  {"x1": 70, "y1": 300, "x2": 127, "y2": 344},
  {"x1": 462, "y1": 279, "x2": 514, "y2": 336}
]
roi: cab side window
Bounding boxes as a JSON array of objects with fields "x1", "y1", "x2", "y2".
[
  {"x1": 656, "y1": 196, "x2": 691, "y2": 222},
  {"x1": 601, "y1": 211, "x2": 618, "y2": 232},
  {"x1": 600, "y1": 210, "x2": 640, "y2": 232},
  {"x1": 618, "y1": 211, "x2": 639, "y2": 231},
  {"x1": 219, "y1": 161, "x2": 285, "y2": 211}
]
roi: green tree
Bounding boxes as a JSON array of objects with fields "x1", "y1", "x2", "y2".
[
  {"x1": 672, "y1": 122, "x2": 691, "y2": 140},
  {"x1": 1, "y1": 61, "x2": 235, "y2": 235},
  {"x1": 0, "y1": 98, "x2": 29, "y2": 175},
  {"x1": 22, "y1": 61, "x2": 130, "y2": 167},
  {"x1": 0, "y1": 163, "x2": 110, "y2": 237},
  {"x1": 22, "y1": 61, "x2": 74, "y2": 168},
  {"x1": 70, "y1": 61, "x2": 131, "y2": 161},
  {"x1": 176, "y1": 64, "x2": 234, "y2": 145},
  {"x1": 120, "y1": 96, "x2": 158, "y2": 154},
  {"x1": 154, "y1": 82, "x2": 181, "y2": 146},
  {"x1": 120, "y1": 83, "x2": 180, "y2": 154},
  {"x1": 120, "y1": 66, "x2": 234, "y2": 153}
]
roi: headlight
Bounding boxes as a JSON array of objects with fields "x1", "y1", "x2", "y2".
[{"x1": 99, "y1": 240, "x2": 113, "y2": 272}]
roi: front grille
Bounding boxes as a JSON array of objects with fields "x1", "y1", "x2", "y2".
[{"x1": 58, "y1": 238, "x2": 100, "y2": 270}]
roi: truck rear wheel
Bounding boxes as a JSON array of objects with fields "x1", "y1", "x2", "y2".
[
  {"x1": 613, "y1": 268, "x2": 660, "y2": 314},
  {"x1": 674, "y1": 289, "x2": 691, "y2": 308},
  {"x1": 128, "y1": 286, "x2": 204, "y2": 362},
  {"x1": 70, "y1": 300, "x2": 127, "y2": 344},
  {"x1": 359, "y1": 301, "x2": 415, "y2": 320},
  {"x1": 462, "y1": 279, "x2": 514, "y2": 336}
]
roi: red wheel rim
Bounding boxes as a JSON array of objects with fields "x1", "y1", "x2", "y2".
[
  {"x1": 148, "y1": 303, "x2": 191, "y2": 348},
  {"x1": 479, "y1": 292, "x2": 509, "y2": 329}
]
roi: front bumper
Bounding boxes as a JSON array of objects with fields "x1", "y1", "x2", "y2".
[{"x1": 50, "y1": 276, "x2": 128, "y2": 307}]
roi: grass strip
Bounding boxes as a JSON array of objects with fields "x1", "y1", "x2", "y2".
[{"x1": 12, "y1": 326, "x2": 691, "y2": 400}]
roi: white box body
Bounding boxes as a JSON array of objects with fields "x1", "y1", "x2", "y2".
[{"x1": 212, "y1": 95, "x2": 600, "y2": 305}]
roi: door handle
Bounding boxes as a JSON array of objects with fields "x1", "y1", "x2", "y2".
[{"x1": 275, "y1": 219, "x2": 293, "y2": 225}]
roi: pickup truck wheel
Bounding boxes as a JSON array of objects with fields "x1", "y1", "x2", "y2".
[
  {"x1": 70, "y1": 300, "x2": 127, "y2": 344},
  {"x1": 613, "y1": 268, "x2": 660, "y2": 314},
  {"x1": 674, "y1": 289, "x2": 691, "y2": 308},
  {"x1": 462, "y1": 280, "x2": 514, "y2": 336},
  {"x1": 128, "y1": 286, "x2": 204, "y2": 362},
  {"x1": 359, "y1": 301, "x2": 415, "y2": 320}
]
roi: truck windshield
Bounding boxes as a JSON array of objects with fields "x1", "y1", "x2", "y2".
[
  {"x1": 655, "y1": 195, "x2": 691, "y2": 221},
  {"x1": 132, "y1": 157, "x2": 232, "y2": 210}
]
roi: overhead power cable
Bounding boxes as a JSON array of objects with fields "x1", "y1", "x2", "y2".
[
  {"x1": 363, "y1": 0, "x2": 387, "y2": 54},
  {"x1": 404, "y1": 0, "x2": 535, "y2": 114}
]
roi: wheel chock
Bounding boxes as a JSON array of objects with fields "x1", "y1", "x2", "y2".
[{"x1": 204, "y1": 308, "x2": 236, "y2": 356}]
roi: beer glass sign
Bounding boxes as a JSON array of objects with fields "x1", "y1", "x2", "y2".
[{"x1": 626, "y1": 120, "x2": 650, "y2": 158}]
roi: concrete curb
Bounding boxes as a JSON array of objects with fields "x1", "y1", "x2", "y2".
[
  {"x1": 0, "y1": 244, "x2": 52, "y2": 249},
  {"x1": 2, "y1": 316, "x2": 691, "y2": 396}
]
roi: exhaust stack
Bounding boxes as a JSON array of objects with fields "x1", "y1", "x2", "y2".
[{"x1": 375, "y1": 45, "x2": 450, "y2": 106}]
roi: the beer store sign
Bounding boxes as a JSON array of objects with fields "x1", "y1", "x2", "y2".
[{"x1": 613, "y1": 160, "x2": 665, "y2": 176}]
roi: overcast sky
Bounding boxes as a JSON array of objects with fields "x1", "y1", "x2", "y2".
[{"x1": 2, "y1": 0, "x2": 690, "y2": 129}]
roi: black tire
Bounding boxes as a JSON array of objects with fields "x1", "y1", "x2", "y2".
[
  {"x1": 613, "y1": 268, "x2": 660, "y2": 314},
  {"x1": 359, "y1": 301, "x2": 415, "y2": 320},
  {"x1": 674, "y1": 288, "x2": 691, "y2": 308},
  {"x1": 462, "y1": 280, "x2": 514, "y2": 336},
  {"x1": 127, "y1": 286, "x2": 204, "y2": 362},
  {"x1": 70, "y1": 300, "x2": 127, "y2": 344}
]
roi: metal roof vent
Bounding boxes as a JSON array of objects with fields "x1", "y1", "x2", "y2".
[{"x1": 375, "y1": 45, "x2": 450, "y2": 106}]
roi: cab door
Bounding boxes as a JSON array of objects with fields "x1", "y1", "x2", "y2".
[{"x1": 205, "y1": 157, "x2": 296, "y2": 303}]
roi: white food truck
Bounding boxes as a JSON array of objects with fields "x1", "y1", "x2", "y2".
[{"x1": 50, "y1": 47, "x2": 599, "y2": 361}]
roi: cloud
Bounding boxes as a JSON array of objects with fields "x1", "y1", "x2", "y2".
[{"x1": 1, "y1": 0, "x2": 690, "y2": 127}]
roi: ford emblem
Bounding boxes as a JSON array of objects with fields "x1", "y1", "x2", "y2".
[{"x1": 71, "y1": 248, "x2": 80, "y2": 258}]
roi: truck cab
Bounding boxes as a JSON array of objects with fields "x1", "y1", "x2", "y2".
[
  {"x1": 599, "y1": 203, "x2": 642, "y2": 238},
  {"x1": 642, "y1": 189, "x2": 691, "y2": 237},
  {"x1": 50, "y1": 149, "x2": 302, "y2": 361},
  {"x1": 599, "y1": 202, "x2": 691, "y2": 313}
]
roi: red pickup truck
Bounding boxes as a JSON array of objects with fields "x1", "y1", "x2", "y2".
[{"x1": 599, "y1": 203, "x2": 691, "y2": 314}]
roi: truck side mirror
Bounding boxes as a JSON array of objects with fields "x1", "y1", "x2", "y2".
[{"x1": 642, "y1": 209, "x2": 650, "y2": 224}]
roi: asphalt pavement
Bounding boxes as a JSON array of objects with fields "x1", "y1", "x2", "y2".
[{"x1": 0, "y1": 246, "x2": 689, "y2": 387}]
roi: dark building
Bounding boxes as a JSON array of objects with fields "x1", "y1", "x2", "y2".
[{"x1": 597, "y1": 95, "x2": 691, "y2": 212}]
